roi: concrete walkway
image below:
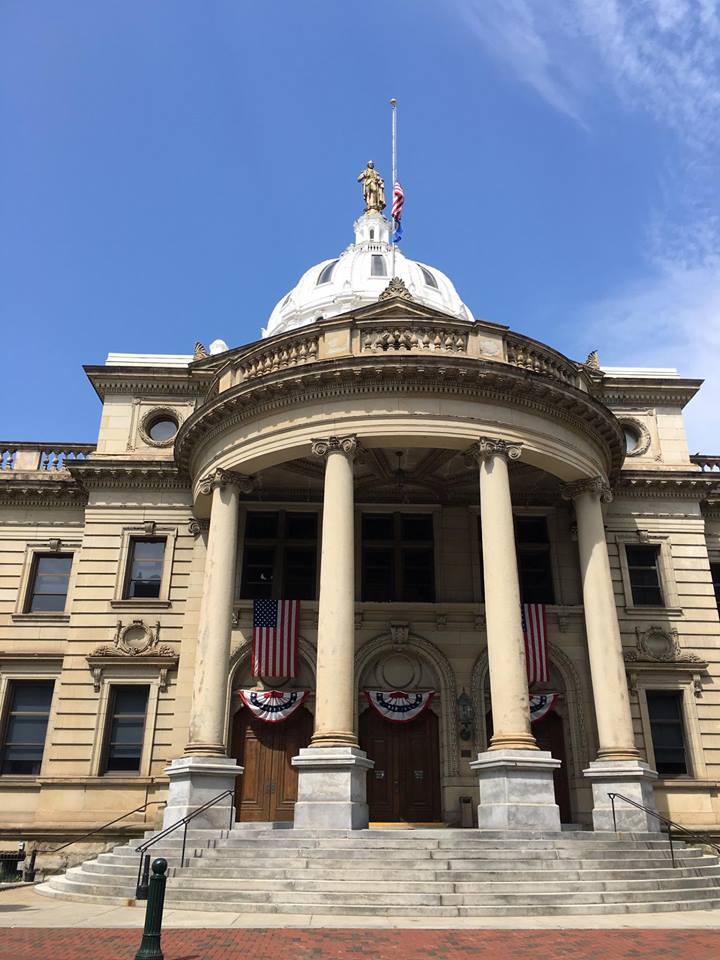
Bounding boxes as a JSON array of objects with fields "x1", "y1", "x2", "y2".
[{"x1": 2, "y1": 885, "x2": 720, "y2": 929}]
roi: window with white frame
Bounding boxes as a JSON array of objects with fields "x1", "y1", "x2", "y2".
[
  {"x1": 626, "y1": 544, "x2": 664, "y2": 606},
  {"x1": 124, "y1": 539, "x2": 166, "y2": 599},
  {"x1": 25, "y1": 554, "x2": 73, "y2": 613},
  {"x1": 616, "y1": 534, "x2": 679, "y2": 612},
  {"x1": 102, "y1": 685, "x2": 150, "y2": 774},
  {"x1": 645, "y1": 689, "x2": 689, "y2": 776}
]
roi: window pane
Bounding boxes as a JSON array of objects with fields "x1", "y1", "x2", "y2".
[
  {"x1": 362, "y1": 547, "x2": 395, "y2": 601},
  {"x1": 363, "y1": 514, "x2": 394, "y2": 541},
  {"x1": 515, "y1": 517, "x2": 550, "y2": 544},
  {"x1": 285, "y1": 513, "x2": 317, "y2": 540},
  {"x1": 104, "y1": 686, "x2": 149, "y2": 774},
  {"x1": 131, "y1": 540, "x2": 165, "y2": 561},
  {"x1": 241, "y1": 546, "x2": 275, "y2": 599},
  {"x1": 647, "y1": 691, "x2": 688, "y2": 776},
  {"x1": 371, "y1": 254, "x2": 387, "y2": 277},
  {"x1": 126, "y1": 539, "x2": 165, "y2": 600},
  {"x1": 1, "y1": 681, "x2": 54, "y2": 776},
  {"x1": 400, "y1": 514, "x2": 434, "y2": 541},
  {"x1": 28, "y1": 555, "x2": 71, "y2": 612},
  {"x1": 284, "y1": 547, "x2": 317, "y2": 600},
  {"x1": 626, "y1": 545, "x2": 663, "y2": 606},
  {"x1": 401, "y1": 547, "x2": 435, "y2": 602},
  {"x1": 245, "y1": 512, "x2": 279, "y2": 539}
]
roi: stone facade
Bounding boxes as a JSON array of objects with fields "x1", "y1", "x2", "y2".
[{"x1": 1, "y1": 298, "x2": 719, "y2": 842}]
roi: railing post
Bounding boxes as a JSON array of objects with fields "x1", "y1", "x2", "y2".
[
  {"x1": 609, "y1": 793, "x2": 617, "y2": 832},
  {"x1": 136, "y1": 853, "x2": 151, "y2": 900},
  {"x1": 669, "y1": 830, "x2": 676, "y2": 868},
  {"x1": 134, "y1": 858, "x2": 167, "y2": 960},
  {"x1": 181, "y1": 821, "x2": 188, "y2": 867},
  {"x1": 229, "y1": 797, "x2": 235, "y2": 831}
]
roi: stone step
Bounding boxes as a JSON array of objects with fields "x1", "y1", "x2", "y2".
[
  {"x1": 198, "y1": 845, "x2": 703, "y2": 861},
  {"x1": 215, "y1": 837, "x2": 681, "y2": 851}
]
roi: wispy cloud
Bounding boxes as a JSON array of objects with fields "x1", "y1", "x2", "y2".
[{"x1": 454, "y1": 0, "x2": 720, "y2": 449}]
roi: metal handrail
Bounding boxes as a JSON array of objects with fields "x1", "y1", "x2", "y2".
[
  {"x1": 49, "y1": 801, "x2": 166, "y2": 855},
  {"x1": 133, "y1": 789, "x2": 235, "y2": 899},
  {"x1": 608, "y1": 792, "x2": 720, "y2": 868}
]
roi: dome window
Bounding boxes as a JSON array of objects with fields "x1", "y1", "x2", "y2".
[
  {"x1": 317, "y1": 260, "x2": 338, "y2": 285},
  {"x1": 420, "y1": 266, "x2": 438, "y2": 289},
  {"x1": 371, "y1": 254, "x2": 387, "y2": 277}
]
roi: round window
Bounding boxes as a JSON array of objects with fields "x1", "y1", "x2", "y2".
[
  {"x1": 147, "y1": 416, "x2": 178, "y2": 443},
  {"x1": 623, "y1": 425, "x2": 640, "y2": 454}
]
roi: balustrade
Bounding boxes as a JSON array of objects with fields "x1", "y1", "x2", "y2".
[{"x1": 0, "y1": 443, "x2": 94, "y2": 472}]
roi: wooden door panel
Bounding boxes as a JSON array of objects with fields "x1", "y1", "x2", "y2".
[
  {"x1": 533, "y1": 712, "x2": 572, "y2": 823},
  {"x1": 232, "y1": 712, "x2": 271, "y2": 821},
  {"x1": 360, "y1": 709, "x2": 396, "y2": 820},
  {"x1": 273, "y1": 707, "x2": 313, "y2": 821}
]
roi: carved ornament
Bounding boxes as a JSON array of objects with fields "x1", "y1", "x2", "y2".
[
  {"x1": 188, "y1": 517, "x2": 209, "y2": 537},
  {"x1": 389, "y1": 621, "x2": 410, "y2": 647},
  {"x1": 193, "y1": 341, "x2": 209, "y2": 360},
  {"x1": 465, "y1": 437, "x2": 522, "y2": 464},
  {"x1": 198, "y1": 469, "x2": 254, "y2": 495},
  {"x1": 624, "y1": 626, "x2": 702, "y2": 665},
  {"x1": 379, "y1": 277, "x2": 413, "y2": 301},
  {"x1": 562, "y1": 476, "x2": 613, "y2": 503},
  {"x1": 310, "y1": 436, "x2": 358, "y2": 460},
  {"x1": 90, "y1": 619, "x2": 175, "y2": 659}
]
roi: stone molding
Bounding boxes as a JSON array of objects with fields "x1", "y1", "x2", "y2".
[
  {"x1": 310, "y1": 436, "x2": 358, "y2": 461},
  {"x1": 465, "y1": 437, "x2": 522, "y2": 464},
  {"x1": 562, "y1": 476, "x2": 613, "y2": 503},
  {"x1": 198, "y1": 468, "x2": 254, "y2": 496},
  {"x1": 617, "y1": 415, "x2": 652, "y2": 458},
  {"x1": 354, "y1": 631, "x2": 459, "y2": 777},
  {"x1": 137, "y1": 406, "x2": 184, "y2": 449}
]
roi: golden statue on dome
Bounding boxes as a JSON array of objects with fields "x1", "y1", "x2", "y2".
[{"x1": 357, "y1": 160, "x2": 386, "y2": 213}]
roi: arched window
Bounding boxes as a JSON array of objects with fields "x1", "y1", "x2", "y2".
[
  {"x1": 369, "y1": 229, "x2": 375, "y2": 240},
  {"x1": 420, "y1": 266, "x2": 438, "y2": 288},
  {"x1": 371, "y1": 255, "x2": 387, "y2": 277},
  {"x1": 317, "y1": 260, "x2": 338, "y2": 285}
]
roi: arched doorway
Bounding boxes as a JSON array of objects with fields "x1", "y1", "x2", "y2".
[
  {"x1": 485, "y1": 709, "x2": 571, "y2": 823},
  {"x1": 231, "y1": 705, "x2": 313, "y2": 822},
  {"x1": 360, "y1": 706, "x2": 442, "y2": 823}
]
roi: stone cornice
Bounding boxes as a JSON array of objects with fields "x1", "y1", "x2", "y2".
[
  {"x1": 83, "y1": 364, "x2": 211, "y2": 402},
  {"x1": 615, "y1": 471, "x2": 720, "y2": 500},
  {"x1": 175, "y1": 355, "x2": 625, "y2": 478},
  {"x1": 0, "y1": 476, "x2": 87, "y2": 508},
  {"x1": 597, "y1": 378, "x2": 702, "y2": 409},
  {"x1": 68, "y1": 459, "x2": 190, "y2": 490}
]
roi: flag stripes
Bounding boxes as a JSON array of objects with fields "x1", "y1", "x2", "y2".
[
  {"x1": 252, "y1": 599, "x2": 300, "y2": 678},
  {"x1": 522, "y1": 603, "x2": 548, "y2": 684}
]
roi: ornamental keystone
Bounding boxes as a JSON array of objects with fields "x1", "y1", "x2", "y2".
[
  {"x1": 562, "y1": 476, "x2": 613, "y2": 504},
  {"x1": 310, "y1": 436, "x2": 358, "y2": 460},
  {"x1": 198, "y1": 469, "x2": 254, "y2": 496}
]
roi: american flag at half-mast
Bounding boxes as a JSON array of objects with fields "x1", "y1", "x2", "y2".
[
  {"x1": 522, "y1": 603, "x2": 549, "y2": 684},
  {"x1": 252, "y1": 599, "x2": 300, "y2": 678},
  {"x1": 391, "y1": 181, "x2": 404, "y2": 242}
]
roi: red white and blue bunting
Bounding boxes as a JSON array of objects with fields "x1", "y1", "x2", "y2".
[
  {"x1": 365, "y1": 690, "x2": 434, "y2": 723},
  {"x1": 529, "y1": 693, "x2": 558, "y2": 724},
  {"x1": 239, "y1": 689, "x2": 308, "y2": 723}
]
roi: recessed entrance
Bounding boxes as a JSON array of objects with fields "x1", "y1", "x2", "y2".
[
  {"x1": 231, "y1": 704, "x2": 313, "y2": 821},
  {"x1": 360, "y1": 706, "x2": 442, "y2": 822}
]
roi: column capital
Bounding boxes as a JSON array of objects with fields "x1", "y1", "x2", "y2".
[
  {"x1": 562, "y1": 476, "x2": 613, "y2": 504},
  {"x1": 466, "y1": 437, "x2": 522, "y2": 465},
  {"x1": 311, "y1": 435, "x2": 358, "y2": 460},
  {"x1": 198, "y1": 468, "x2": 254, "y2": 496}
]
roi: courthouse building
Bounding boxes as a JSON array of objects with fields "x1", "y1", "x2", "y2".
[{"x1": 2, "y1": 172, "x2": 720, "y2": 866}]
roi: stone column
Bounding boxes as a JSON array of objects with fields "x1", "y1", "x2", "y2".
[
  {"x1": 564, "y1": 478, "x2": 659, "y2": 832},
  {"x1": 163, "y1": 468, "x2": 252, "y2": 829},
  {"x1": 292, "y1": 436, "x2": 373, "y2": 830},
  {"x1": 468, "y1": 438, "x2": 561, "y2": 831}
]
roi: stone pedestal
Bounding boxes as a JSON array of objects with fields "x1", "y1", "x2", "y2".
[
  {"x1": 292, "y1": 746, "x2": 373, "y2": 830},
  {"x1": 584, "y1": 759, "x2": 660, "y2": 832},
  {"x1": 163, "y1": 756, "x2": 243, "y2": 829},
  {"x1": 471, "y1": 749, "x2": 561, "y2": 831}
]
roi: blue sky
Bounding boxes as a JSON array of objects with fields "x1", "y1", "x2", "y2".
[{"x1": 1, "y1": 1, "x2": 718, "y2": 449}]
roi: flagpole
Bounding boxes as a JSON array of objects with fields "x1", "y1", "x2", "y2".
[{"x1": 390, "y1": 97, "x2": 397, "y2": 277}]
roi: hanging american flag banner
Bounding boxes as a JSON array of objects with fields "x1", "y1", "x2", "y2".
[
  {"x1": 365, "y1": 690, "x2": 434, "y2": 723},
  {"x1": 252, "y1": 599, "x2": 300, "y2": 678},
  {"x1": 391, "y1": 181, "x2": 404, "y2": 242},
  {"x1": 529, "y1": 693, "x2": 558, "y2": 724},
  {"x1": 522, "y1": 603, "x2": 549, "y2": 683}
]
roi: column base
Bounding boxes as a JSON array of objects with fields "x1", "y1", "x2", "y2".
[
  {"x1": 162, "y1": 756, "x2": 243, "y2": 829},
  {"x1": 583, "y1": 759, "x2": 660, "y2": 832},
  {"x1": 470, "y1": 749, "x2": 562, "y2": 831},
  {"x1": 292, "y1": 746, "x2": 374, "y2": 830}
]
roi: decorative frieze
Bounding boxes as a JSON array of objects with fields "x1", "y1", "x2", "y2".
[
  {"x1": 361, "y1": 326, "x2": 467, "y2": 354},
  {"x1": 233, "y1": 335, "x2": 319, "y2": 383}
]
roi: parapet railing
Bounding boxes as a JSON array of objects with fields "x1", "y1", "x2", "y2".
[
  {"x1": 608, "y1": 792, "x2": 720, "y2": 868},
  {"x1": 691, "y1": 455, "x2": 720, "y2": 472},
  {"x1": 0, "y1": 442, "x2": 95, "y2": 472}
]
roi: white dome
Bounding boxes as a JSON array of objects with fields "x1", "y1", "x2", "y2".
[{"x1": 263, "y1": 211, "x2": 473, "y2": 338}]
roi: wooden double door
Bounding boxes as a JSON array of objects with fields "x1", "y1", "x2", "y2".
[
  {"x1": 231, "y1": 705, "x2": 313, "y2": 822},
  {"x1": 360, "y1": 707, "x2": 442, "y2": 823}
]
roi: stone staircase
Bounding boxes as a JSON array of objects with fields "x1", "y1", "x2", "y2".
[{"x1": 38, "y1": 826, "x2": 720, "y2": 916}]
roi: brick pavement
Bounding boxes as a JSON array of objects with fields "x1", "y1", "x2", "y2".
[{"x1": 2, "y1": 928, "x2": 720, "y2": 959}]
